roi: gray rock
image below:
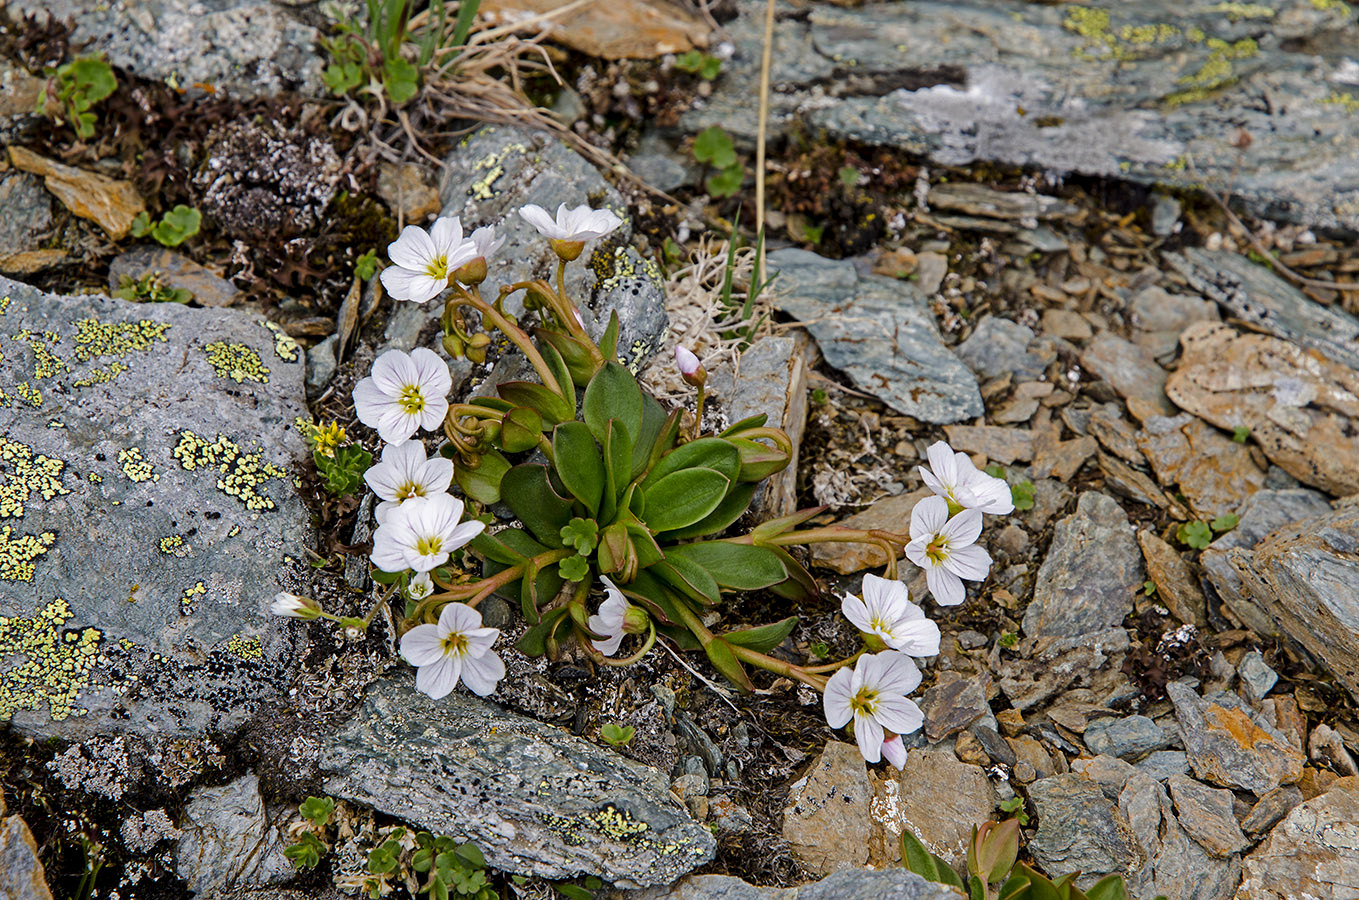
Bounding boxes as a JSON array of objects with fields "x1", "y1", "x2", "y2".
[
  {"x1": 1137, "y1": 750, "x2": 1191, "y2": 783},
  {"x1": 1118, "y1": 772, "x2": 1242, "y2": 900},
  {"x1": 0, "y1": 172, "x2": 50, "y2": 254},
  {"x1": 1168, "y1": 248, "x2": 1359, "y2": 373},
  {"x1": 872, "y1": 749, "x2": 996, "y2": 870},
  {"x1": 921, "y1": 676, "x2": 990, "y2": 743},
  {"x1": 1199, "y1": 488, "x2": 1332, "y2": 637},
  {"x1": 954, "y1": 317, "x2": 1044, "y2": 380},
  {"x1": 1084, "y1": 715, "x2": 1172, "y2": 761},
  {"x1": 0, "y1": 802, "x2": 52, "y2": 900},
  {"x1": 782, "y1": 741, "x2": 872, "y2": 875},
  {"x1": 1166, "y1": 682, "x2": 1304, "y2": 795},
  {"x1": 767, "y1": 248, "x2": 982, "y2": 424},
  {"x1": 682, "y1": 0, "x2": 1359, "y2": 233},
  {"x1": 439, "y1": 125, "x2": 668, "y2": 376},
  {"x1": 1308, "y1": 723, "x2": 1359, "y2": 777},
  {"x1": 1022, "y1": 492, "x2": 1143, "y2": 640},
  {"x1": 1080, "y1": 332, "x2": 1174, "y2": 421},
  {"x1": 1070, "y1": 754, "x2": 1137, "y2": 799},
  {"x1": 1223, "y1": 504, "x2": 1359, "y2": 704},
  {"x1": 631, "y1": 868, "x2": 965, "y2": 899},
  {"x1": 174, "y1": 774, "x2": 292, "y2": 896},
  {"x1": 320, "y1": 673, "x2": 713, "y2": 888},
  {"x1": 1028, "y1": 774, "x2": 1141, "y2": 887},
  {"x1": 8, "y1": 0, "x2": 324, "y2": 97},
  {"x1": 629, "y1": 134, "x2": 696, "y2": 193},
  {"x1": 1128, "y1": 285, "x2": 1218, "y2": 358},
  {"x1": 1166, "y1": 774, "x2": 1249, "y2": 858},
  {"x1": 304, "y1": 333, "x2": 338, "y2": 398},
  {"x1": 998, "y1": 628, "x2": 1133, "y2": 711},
  {"x1": 1135, "y1": 413, "x2": 1265, "y2": 520},
  {"x1": 1151, "y1": 195, "x2": 1182, "y2": 238},
  {"x1": 0, "y1": 276, "x2": 311, "y2": 738},
  {"x1": 1237, "y1": 651, "x2": 1278, "y2": 703},
  {"x1": 108, "y1": 246, "x2": 242, "y2": 308},
  {"x1": 1236, "y1": 777, "x2": 1359, "y2": 900},
  {"x1": 1240, "y1": 785, "x2": 1302, "y2": 836}
]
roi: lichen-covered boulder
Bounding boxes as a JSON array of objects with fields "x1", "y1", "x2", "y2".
[{"x1": 0, "y1": 276, "x2": 312, "y2": 739}]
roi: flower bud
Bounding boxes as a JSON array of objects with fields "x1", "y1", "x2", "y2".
[
  {"x1": 452, "y1": 255, "x2": 488, "y2": 286},
  {"x1": 549, "y1": 238, "x2": 586, "y2": 261},
  {"x1": 967, "y1": 819, "x2": 1020, "y2": 884},
  {"x1": 270, "y1": 592, "x2": 322, "y2": 620},
  {"x1": 466, "y1": 332, "x2": 492, "y2": 364},
  {"x1": 622, "y1": 604, "x2": 650, "y2": 635},
  {"x1": 442, "y1": 333, "x2": 465, "y2": 359},
  {"x1": 675, "y1": 345, "x2": 706, "y2": 387}
]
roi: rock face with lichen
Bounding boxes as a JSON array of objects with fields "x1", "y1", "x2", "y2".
[
  {"x1": 320, "y1": 672, "x2": 716, "y2": 889},
  {"x1": 0, "y1": 276, "x2": 312, "y2": 739}
]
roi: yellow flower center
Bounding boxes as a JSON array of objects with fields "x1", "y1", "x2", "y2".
[
  {"x1": 926, "y1": 536, "x2": 950, "y2": 565},
  {"x1": 424, "y1": 254, "x2": 449, "y2": 281},
  {"x1": 850, "y1": 687, "x2": 879, "y2": 717},
  {"x1": 396, "y1": 481, "x2": 425, "y2": 501},
  {"x1": 415, "y1": 535, "x2": 444, "y2": 557},
  {"x1": 398, "y1": 385, "x2": 426, "y2": 415},
  {"x1": 441, "y1": 631, "x2": 467, "y2": 656}
]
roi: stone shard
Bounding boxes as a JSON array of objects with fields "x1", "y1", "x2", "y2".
[
  {"x1": 320, "y1": 673, "x2": 714, "y2": 889},
  {"x1": 0, "y1": 276, "x2": 311, "y2": 739},
  {"x1": 1118, "y1": 772, "x2": 1242, "y2": 900},
  {"x1": 7, "y1": 146, "x2": 145, "y2": 240},
  {"x1": 1167, "y1": 248, "x2": 1359, "y2": 373},
  {"x1": 807, "y1": 490, "x2": 929, "y2": 575},
  {"x1": 782, "y1": 741, "x2": 873, "y2": 876},
  {"x1": 1022, "y1": 492, "x2": 1143, "y2": 640},
  {"x1": 1165, "y1": 323, "x2": 1359, "y2": 496},
  {"x1": 868, "y1": 748, "x2": 997, "y2": 870},
  {"x1": 1028, "y1": 774, "x2": 1141, "y2": 888},
  {"x1": 174, "y1": 774, "x2": 293, "y2": 896},
  {"x1": 998, "y1": 628, "x2": 1132, "y2": 711},
  {"x1": 768, "y1": 248, "x2": 983, "y2": 424},
  {"x1": 108, "y1": 247, "x2": 242, "y2": 309},
  {"x1": 1138, "y1": 531, "x2": 1207, "y2": 628},
  {"x1": 480, "y1": 0, "x2": 709, "y2": 59},
  {"x1": 631, "y1": 868, "x2": 967, "y2": 899},
  {"x1": 1135, "y1": 414, "x2": 1265, "y2": 520},
  {"x1": 0, "y1": 809, "x2": 53, "y2": 900},
  {"x1": 1084, "y1": 715, "x2": 1172, "y2": 762},
  {"x1": 954, "y1": 317, "x2": 1045, "y2": 381},
  {"x1": 1235, "y1": 777, "x2": 1359, "y2": 900},
  {"x1": 5, "y1": 0, "x2": 323, "y2": 97},
  {"x1": 1223, "y1": 504, "x2": 1359, "y2": 704},
  {"x1": 1166, "y1": 774, "x2": 1249, "y2": 858},
  {"x1": 1166, "y1": 682, "x2": 1305, "y2": 795},
  {"x1": 1079, "y1": 332, "x2": 1175, "y2": 421}
]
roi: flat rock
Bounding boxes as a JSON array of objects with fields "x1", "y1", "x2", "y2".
[
  {"x1": 940, "y1": 424, "x2": 1033, "y2": 464},
  {"x1": 321, "y1": 673, "x2": 713, "y2": 888},
  {"x1": 7, "y1": 0, "x2": 323, "y2": 97},
  {"x1": 1138, "y1": 531, "x2": 1207, "y2": 628},
  {"x1": 377, "y1": 161, "x2": 441, "y2": 222},
  {"x1": 1136, "y1": 414, "x2": 1265, "y2": 520},
  {"x1": 632, "y1": 868, "x2": 966, "y2": 899},
  {"x1": 930, "y1": 183, "x2": 1077, "y2": 222},
  {"x1": 808, "y1": 489, "x2": 929, "y2": 574},
  {"x1": 0, "y1": 803, "x2": 52, "y2": 900},
  {"x1": 174, "y1": 774, "x2": 292, "y2": 896},
  {"x1": 955, "y1": 317, "x2": 1045, "y2": 381},
  {"x1": 1128, "y1": 285, "x2": 1219, "y2": 359},
  {"x1": 1224, "y1": 504, "x2": 1359, "y2": 704},
  {"x1": 682, "y1": 0, "x2": 1359, "y2": 233},
  {"x1": 1022, "y1": 492, "x2": 1143, "y2": 640},
  {"x1": 1138, "y1": 751, "x2": 1192, "y2": 784},
  {"x1": 868, "y1": 749, "x2": 996, "y2": 870},
  {"x1": 1085, "y1": 715, "x2": 1173, "y2": 761},
  {"x1": 1166, "y1": 682, "x2": 1304, "y2": 795},
  {"x1": 1080, "y1": 332, "x2": 1174, "y2": 421},
  {"x1": 1119, "y1": 772, "x2": 1242, "y2": 900},
  {"x1": 1028, "y1": 774, "x2": 1141, "y2": 887},
  {"x1": 1235, "y1": 777, "x2": 1359, "y2": 900},
  {"x1": 1240, "y1": 785, "x2": 1302, "y2": 836},
  {"x1": 0, "y1": 172, "x2": 54, "y2": 275},
  {"x1": 1166, "y1": 322, "x2": 1359, "y2": 496},
  {"x1": 481, "y1": 0, "x2": 708, "y2": 58},
  {"x1": 1167, "y1": 774, "x2": 1249, "y2": 858},
  {"x1": 1237, "y1": 651, "x2": 1278, "y2": 704},
  {"x1": 1098, "y1": 452, "x2": 1188, "y2": 518},
  {"x1": 921, "y1": 676, "x2": 991, "y2": 743},
  {"x1": 8, "y1": 146, "x2": 145, "y2": 241},
  {"x1": 1168, "y1": 248, "x2": 1359, "y2": 373},
  {"x1": 998, "y1": 628, "x2": 1132, "y2": 711},
  {"x1": 782, "y1": 741, "x2": 873, "y2": 876},
  {"x1": 0, "y1": 276, "x2": 311, "y2": 739},
  {"x1": 768, "y1": 249, "x2": 982, "y2": 424},
  {"x1": 108, "y1": 247, "x2": 242, "y2": 308}
]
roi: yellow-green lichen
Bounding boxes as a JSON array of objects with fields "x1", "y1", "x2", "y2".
[
  {"x1": 118, "y1": 447, "x2": 159, "y2": 483},
  {"x1": 223, "y1": 634, "x2": 263, "y2": 660},
  {"x1": 1063, "y1": 6, "x2": 1201, "y2": 61},
  {"x1": 1166, "y1": 37, "x2": 1259, "y2": 106},
  {"x1": 1322, "y1": 91, "x2": 1359, "y2": 113},
  {"x1": 88, "y1": 473, "x2": 102, "y2": 484},
  {"x1": 15, "y1": 382, "x2": 41, "y2": 408},
  {"x1": 171, "y1": 430, "x2": 288, "y2": 511},
  {"x1": 259, "y1": 320, "x2": 299, "y2": 362},
  {"x1": 1207, "y1": 2, "x2": 1274, "y2": 19},
  {"x1": 0, "y1": 526, "x2": 56, "y2": 581},
  {"x1": 0, "y1": 295, "x2": 9, "y2": 315},
  {"x1": 72, "y1": 361, "x2": 129, "y2": 388},
  {"x1": 227, "y1": 525, "x2": 241, "y2": 537},
  {"x1": 0, "y1": 438, "x2": 70, "y2": 518},
  {"x1": 204, "y1": 341, "x2": 270, "y2": 383},
  {"x1": 180, "y1": 581, "x2": 205, "y2": 615},
  {"x1": 1310, "y1": 0, "x2": 1351, "y2": 12},
  {"x1": 158, "y1": 534, "x2": 188, "y2": 556},
  {"x1": 71, "y1": 317, "x2": 172, "y2": 369},
  {"x1": 0, "y1": 598, "x2": 102, "y2": 722},
  {"x1": 469, "y1": 142, "x2": 528, "y2": 201}
]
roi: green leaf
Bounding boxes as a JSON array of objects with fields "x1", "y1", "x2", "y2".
[
  {"x1": 355, "y1": 248, "x2": 379, "y2": 281},
  {"x1": 583, "y1": 361, "x2": 644, "y2": 447},
  {"x1": 559, "y1": 554, "x2": 590, "y2": 582},
  {"x1": 692, "y1": 126, "x2": 737, "y2": 169},
  {"x1": 1011, "y1": 480, "x2": 1036, "y2": 511},
  {"x1": 559, "y1": 517, "x2": 599, "y2": 555},
  {"x1": 707, "y1": 163, "x2": 745, "y2": 198},
  {"x1": 838, "y1": 165, "x2": 861, "y2": 187},
  {"x1": 1232, "y1": 425, "x2": 1251, "y2": 443},
  {"x1": 661, "y1": 481, "x2": 757, "y2": 540},
  {"x1": 299, "y1": 796, "x2": 334, "y2": 827},
  {"x1": 970, "y1": 875, "x2": 987, "y2": 900},
  {"x1": 704, "y1": 637, "x2": 754, "y2": 691},
  {"x1": 454, "y1": 841, "x2": 486, "y2": 868},
  {"x1": 632, "y1": 400, "x2": 677, "y2": 480},
  {"x1": 665, "y1": 542, "x2": 787, "y2": 591},
  {"x1": 723, "y1": 616, "x2": 799, "y2": 653},
  {"x1": 455, "y1": 449, "x2": 511, "y2": 504},
  {"x1": 500, "y1": 405, "x2": 544, "y2": 453},
  {"x1": 600, "y1": 310, "x2": 621, "y2": 360},
  {"x1": 1084, "y1": 875, "x2": 1130, "y2": 900},
  {"x1": 764, "y1": 545, "x2": 819, "y2": 602},
  {"x1": 599, "y1": 723, "x2": 635, "y2": 746},
  {"x1": 900, "y1": 828, "x2": 941, "y2": 880},
  {"x1": 1177, "y1": 519, "x2": 1214, "y2": 549},
  {"x1": 641, "y1": 438, "x2": 741, "y2": 491},
  {"x1": 130, "y1": 211, "x2": 153, "y2": 238},
  {"x1": 557, "y1": 886, "x2": 594, "y2": 900},
  {"x1": 651, "y1": 557, "x2": 721, "y2": 606},
  {"x1": 602, "y1": 418, "x2": 633, "y2": 523},
  {"x1": 553, "y1": 421, "x2": 606, "y2": 515},
  {"x1": 285, "y1": 832, "x2": 325, "y2": 869},
  {"x1": 621, "y1": 569, "x2": 692, "y2": 626},
  {"x1": 383, "y1": 56, "x2": 420, "y2": 103},
  {"x1": 1210, "y1": 512, "x2": 1239, "y2": 532},
  {"x1": 540, "y1": 339, "x2": 576, "y2": 409},
  {"x1": 498, "y1": 381, "x2": 573, "y2": 425},
  {"x1": 151, "y1": 205, "x2": 202, "y2": 247},
  {"x1": 500, "y1": 464, "x2": 573, "y2": 546},
  {"x1": 640, "y1": 467, "x2": 730, "y2": 531},
  {"x1": 516, "y1": 606, "x2": 569, "y2": 655},
  {"x1": 719, "y1": 413, "x2": 769, "y2": 435},
  {"x1": 470, "y1": 526, "x2": 543, "y2": 565}
]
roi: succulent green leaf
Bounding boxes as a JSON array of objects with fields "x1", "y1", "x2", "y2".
[
  {"x1": 665, "y1": 542, "x2": 787, "y2": 591},
  {"x1": 584, "y1": 361, "x2": 644, "y2": 447},
  {"x1": 515, "y1": 606, "x2": 570, "y2": 656},
  {"x1": 660, "y1": 481, "x2": 757, "y2": 540},
  {"x1": 501, "y1": 464, "x2": 573, "y2": 546},
  {"x1": 641, "y1": 437, "x2": 741, "y2": 491},
  {"x1": 704, "y1": 637, "x2": 754, "y2": 692},
  {"x1": 559, "y1": 554, "x2": 590, "y2": 582},
  {"x1": 498, "y1": 381, "x2": 573, "y2": 425},
  {"x1": 640, "y1": 467, "x2": 730, "y2": 532},
  {"x1": 651, "y1": 557, "x2": 720, "y2": 606},
  {"x1": 500, "y1": 405, "x2": 544, "y2": 453},
  {"x1": 722, "y1": 616, "x2": 799, "y2": 653},
  {"x1": 454, "y1": 449, "x2": 511, "y2": 504},
  {"x1": 693, "y1": 126, "x2": 737, "y2": 169},
  {"x1": 559, "y1": 517, "x2": 599, "y2": 555},
  {"x1": 553, "y1": 421, "x2": 606, "y2": 515}
]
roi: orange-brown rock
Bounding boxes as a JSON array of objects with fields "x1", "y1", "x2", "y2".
[
  {"x1": 480, "y1": 0, "x2": 709, "y2": 59},
  {"x1": 8, "y1": 146, "x2": 145, "y2": 240}
]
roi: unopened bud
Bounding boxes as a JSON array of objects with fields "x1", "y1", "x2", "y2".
[
  {"x1": 466, "y1": 332, "x2": 492, "y2": 364},
  {"x1": 549, "y1": 238, "x2": 586, "y2": 261},
  {"x1": 442, "y1": 333, "x2": 465, "y2": 359},
  {"x1": 270, "y1": 592, "x2": 322, "y2": 620},
  {"x1": 676, "y1": 345, "x2": 706, "y2": 387},
  {"x1": 622, "y1": 605, "x2": 650, "y2": 635},
  {"x1": 452, "y1": 256, "x2": 488, "y2": 286}
]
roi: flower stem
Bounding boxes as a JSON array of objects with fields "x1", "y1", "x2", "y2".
[
  {"x1": 598, "y1": 621, "x2": 657, "y2": 666},
  {"x1": 727, "y1": 643, "x2": 828, "y2": 691},
  {"x1": 450, "y1": 284, "x2": 562, "y2": 395}
]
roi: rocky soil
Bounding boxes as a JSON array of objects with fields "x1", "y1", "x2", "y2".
[{"x1": 2, "y1": 1, "x2": 1359, "y2": 900}]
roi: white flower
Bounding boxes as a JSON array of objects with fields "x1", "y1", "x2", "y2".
[
  {"x1": 674, "y1": 345, "x2": 701, "y2": 376},
  {"x1": 352, "y1": 348, "x2": 452, "y2": 445},
  {"x1": 365, "y1": 440, "x2": 455, "y2": 525},
  {"x1": 881, "y1": 734, "x2": 906, "y2": 770},
  {"x1": 399, "y1": 602, "x2": 505, "y2": 698},
  {"x1": 519, "y1": 203, "x2": 623, "y2": 242},
  {"x1": 919, "y1": 440, "x2": 1014, "y2": 515},
  {"x1": 823, "y1": 651, "x2": 925, "y2": 764},
  {"x1": 270, "y1": 592, "x2": 318, "y2": 619},
  {"x1": 841, "y1": 574, "x2": 940, "y2": 656},
  {"x1": 370, "y1": 493, "x2": 485, "y2": 573},
  {"x1": 407, "y1": 571, "x2": 434, "y2": 601},
  {"x1": 587, "y1": 576, "x2": 630, "y2": 656},
  {"x1": 904, "y1": 496, "x2": 992, "y2": 607},
  {"x1": 380, "y1": 216, "x2": 480, "y2": 303},
  {"x1": 468, "y1": 225, "x2": 505, "y2": 262}
]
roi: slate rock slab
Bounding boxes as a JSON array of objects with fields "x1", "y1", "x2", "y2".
[
  {"x1": 767, "y1": 248, "x2": 982, "y2": 424},
  {"x1": 320, "y1": 673, "x2": 714, "y2": 888},
  {"x1": 633, "y1": 868, "x2": 966, "y2": 899},
  {"x1": 0, "y1": 276, "x2": 311, "y2": 739},
  {"x1": 1084, "y1": 715, "x2": 1172, "y2": 761},
  {"x1": 174, "y1": 773, "x2": 293, "y2": 896},
  {"x1": 782, "y1": 740, "x2": 872, "y2": 875},
  {"x1": 1021, "y1": 492, "x2": 1143, "y2": 640},
  {"x1": 1224, "y1": 504, "x2": 1359, "y2": 704},
  {"x1": 681, "y1": 0, "x2": 1359, "y2": 232},
  {"x1": 1166, "y1": 773, "x2": 1248, "y2": 858},
  {"x1": 0, "y1": 793, "x2": 52, "y2": 900},
  {"x1": 1028, "y1": 774, "x2": 1141, "y2": 887},
  {"x1": 7, "y1": 0, "x2": 324, "y2": 97},
  {"x1": 1236, "y1": 777, "x2": 1359, "y2": 900},
  {"x1": 1135, "y1": 413, "x2": 1265, "y2": 520},
  {"x1": 1166, "y1": 682, "x2": 1304, "y2": 795},
  {"x1": 867, "y1": 748, "x2": 996, "y2": 869},
  {"x1": 1118, "y1": 772, "x2": 1242, "y2": 900}
]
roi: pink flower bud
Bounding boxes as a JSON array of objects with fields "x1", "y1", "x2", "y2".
[{"x1": 675, "y1": 345, "x2": 701, "y2": 376}]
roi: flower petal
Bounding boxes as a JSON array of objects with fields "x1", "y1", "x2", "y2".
[
  {"x1": 925, "y1": 441, "x2": 958, "y2": 488},
  {"x1": 926, "y1": 565, "x2": 966, "y2": 606},
  {"x1": 352, "y1": 377, "x2": 389, "y2": 431},
  {"x1": 887, "y1": 618, "x2": 941, "y2": 657},
  {"x1": 388, "y1": 225, "x2": 436, "y2": 270},
  {"x1": 874, "y1": 696, "x2": 924, "y2": 738},
  {"x1": 943, "y1": 544, "x2": 992, "y2": 581},
  {"x1": 961, "y1": 473, "x2": 1014, "y2": 515},
  {"x1": 519, "y1": 204, "x2": 563, "y2": 239},
  {"x1": 823, "y1": 668, "x2": 855, "y2": 728},
  {"x1": 854, "y1": 713, "x2": 885, "y2": 763},
  {"x1": 438, "y1": 601, "x2": 484, "y2": 636},
  {"x1": 415, "y1": 654, "x2": 462, "y2": 699},
  {"x1": 881, "y1": 734, "x2": 907, "y2": 770},
  {"x1": 910, "y1": 495, "x2": 949, "y2": 540},
  {"x1": 840, "y1": 593, "x2": 873, "y2": 633},
  {"x1": 940, "y1": 508, "x2": 983, "y2": 546},
  {"x1": 400, "y1": 623, "x2": 446, "y2": 666},
  {"x1": 459, "y1": 650, "x2": 506, "y2": 696}
]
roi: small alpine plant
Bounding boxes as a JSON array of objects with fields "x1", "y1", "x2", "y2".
[{"x1": 277, "y1": 206, "x2": 1012, "y2": 767}]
